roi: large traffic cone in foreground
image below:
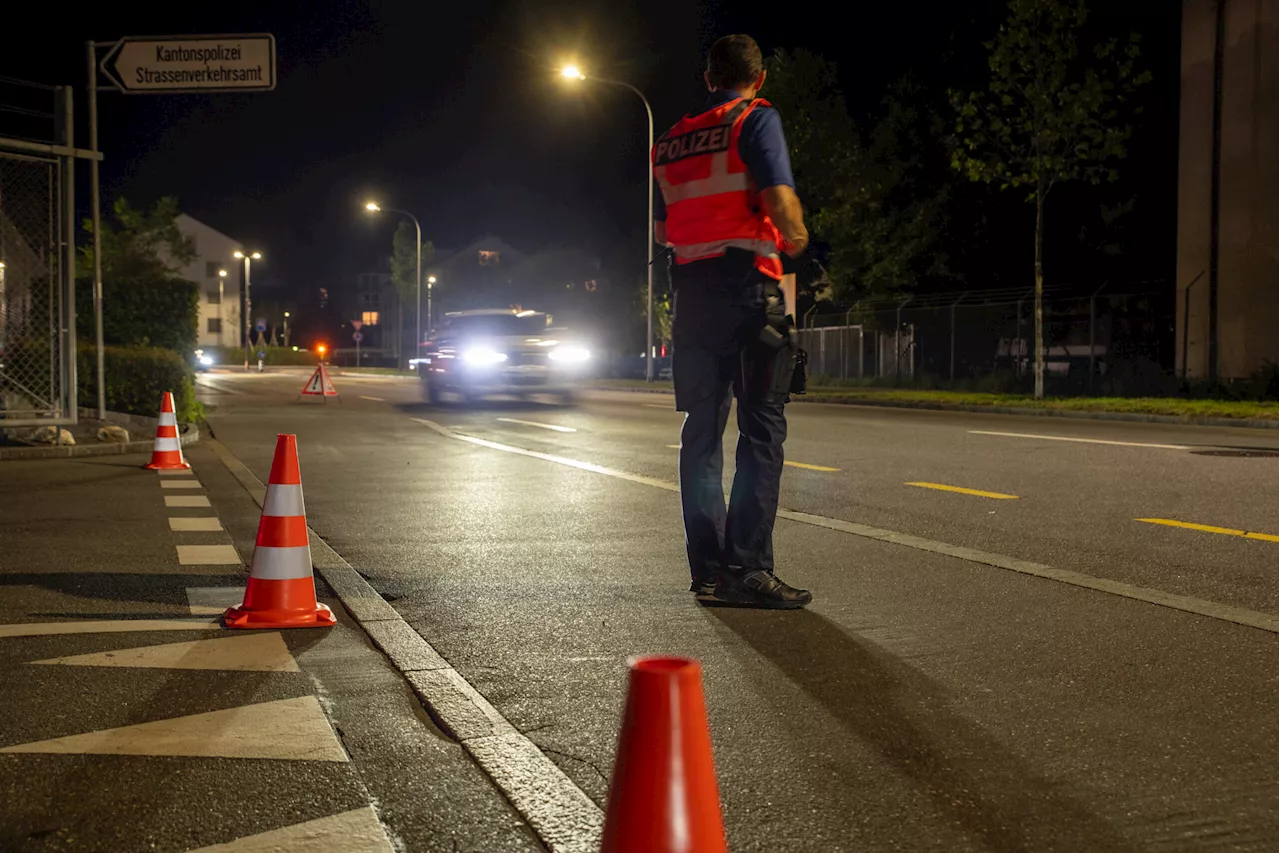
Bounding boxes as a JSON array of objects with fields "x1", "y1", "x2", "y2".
[
  {"x1": 600, "y1": 656, "x2": 727, "y2": 853},
  {"x1": 144, "y1": 391, "x2": 190, "y2": 470},
  {"x1": 224, "y1": 434, "x2": 335, "y2": 629}
]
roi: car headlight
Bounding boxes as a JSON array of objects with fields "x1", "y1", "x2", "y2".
[
  {"x1": 460, "y1": 346, "x2": 508, "y2": 366},
  {"x1": 199, "y1": 355, "x2": 214, "y2": 366},
  {"x1": 549, "y1": 345, "x2": 590, "y2": 363}
]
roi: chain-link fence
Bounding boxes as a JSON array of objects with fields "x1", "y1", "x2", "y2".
[
  {"x1": 0, "y1": 77, "x2": 74, "y2": 426},
  {"x1": 801, "y1": 283, "x2": 1174, "y2": 395}
]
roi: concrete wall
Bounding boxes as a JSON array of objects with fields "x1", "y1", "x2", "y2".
[
  {"x1": 175, "y1": 214, "x2": 242, "y2": 350},
  {"x1": 1177, "y1": 0, "x2": 1278, "y2": 381}
]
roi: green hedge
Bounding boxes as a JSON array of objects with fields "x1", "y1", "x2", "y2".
[
  {"x1": 201, "y1": 345, "x2": 320, "y2": 367},
  {"x1": 78, "y1": 344, "x2": 198, "y2": 422},
  {"x1": 75, "y1": 276, "x2": 199, "y2": 353}
]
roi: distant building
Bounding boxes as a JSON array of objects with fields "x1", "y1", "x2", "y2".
[
  {"x1": 427, "y1": 235, "x2": 528, "y2": 317},
  {"x1": 175, "y1": 214, "x2": 242, "y2": 349}
]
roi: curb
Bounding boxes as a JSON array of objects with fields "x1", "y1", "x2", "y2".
[
  {"x1": 203, "y1": 436, "x2": 603, "y2": 853},
  {"x1": 0, "y1": 416, "x2": 200, "y2": 461},
  {"x1": 589, "y1": 385, "x2": 1278, "y2": 430}
]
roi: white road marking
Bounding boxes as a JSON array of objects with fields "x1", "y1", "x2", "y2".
[
  {"x1": 169, "y1": 517, "x2": 223, "y2": 532},
  {"x1": 969, "y1": 430, "x2": 1194, "y2": 451},
  {"x1": 184, "y1": 807, "x2": 394, "y2": 853},
  {"x1": 157, "y1": 469, "x2": 194, "y2": 476},
  {"x1": 166, "y1": 495, "x2": 210, "y2": 508},
  {"x1": 496, "y1": 417, "x2": 577, "y2": 433},
  {"x1": 643, "y1": 404, "x2": 674, "y2": 410},
  {"x1": 0, "y1": 619, "x2": 221, "y2": 638},
  {"x1": 358, "y1": 395, "x2": 386, "y2": 402},
  {"x1": 413, "y1": 417, "x2": 1278, "y2": 634},
  {"x1": 0, "y1": 696, "x2": 348, "y2": 761},
  {"x1": 176, "y1": 544, "x2": 241, "y2": 566},
  {"x1": 31, "y1": 632, "x2": 299, "y2": 672},
  {"x1": 160, "y1": 479, "x2": 203, "y2": 489}
]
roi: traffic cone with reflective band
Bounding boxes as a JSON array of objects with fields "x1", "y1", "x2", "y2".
[
  {"x1": 144, "y1": 391, "x2": 190, "y2": 470},
  {"x1": 600, "y1": 656, "x2": 727, "y2": 853},
  {"x1": 224, "y1": 434, "x2": 335, "y2": 629}
]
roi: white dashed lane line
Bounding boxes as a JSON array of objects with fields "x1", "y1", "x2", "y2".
[{"x1": 495, "y1": 417, "x2": 577, "y2": 433}]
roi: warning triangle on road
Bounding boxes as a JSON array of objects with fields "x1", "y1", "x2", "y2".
[
  {"x1": 0, "y1": 695, "x2": 347, "y2": 761},
  {"x1": 30, "y1": 632, "x2": 299, "y2": 673},
  {"x1": 182, "y1": 807, "x2": 394, "y2": 853},
  {"x1": 299, "y1": 363, "x2": 339, "y2": 398}
]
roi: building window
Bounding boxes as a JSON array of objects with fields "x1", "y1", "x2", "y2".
[
  {"x1": 319, "y1": 288, "x2": 329, "y2": 309},
  {"x1": 361, "y1": 311, "x2": 379, "y2": 326},
  {"x1": 359, "y1": 292, "x2": 379, "y2": 308},
  {"x1": 205, "y1": 261, "x2": 220, "y2": 279},
  {"x1": 478, "y1": 249, "x2": 500, "y2": 265},
  {"x1": 207, "y1": 318, "x2": 222, "y2": 333},
  {"x1": 207, "y1": 289, "x2": 221, "y2": 304}
]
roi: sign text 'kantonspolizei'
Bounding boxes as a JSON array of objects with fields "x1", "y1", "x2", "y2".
[{"x1": 100, "y1": 34, "x2": 276, "y2": 94}]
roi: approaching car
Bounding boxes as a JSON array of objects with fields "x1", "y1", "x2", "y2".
[
  {"x1": 419, "y1": 309, "x2": 591, "y2": 405},
  {"x1": 194, "y1": 350, "x2": 216, "y2": 372}
]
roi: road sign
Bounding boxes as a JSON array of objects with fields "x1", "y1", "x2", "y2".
[
  {"x1": 100, "y1": 34, "x2": 276, "y2": 94},
  {"x1": 352, "y1": 332, "x2": 363, "y2": 343},
  {"x1": 351, "y1": 320, "x2": 364, "y2": 331},
  {"x1": 255, "y1": 319, "x2": 267, "y2": 333}
]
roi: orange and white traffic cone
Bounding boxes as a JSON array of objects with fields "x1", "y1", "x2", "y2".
[
  {"x1": 224, "y1": 434, "x2": 336, "y2": 629},
  {"x1": 600, "y1": 656, "x2": 728, "y2": 853},
  {"x1": 144, "y1": 391, "x2": 190, "y2": 470}
]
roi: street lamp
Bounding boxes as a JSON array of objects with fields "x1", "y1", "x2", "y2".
[
  {"x1": 560, "y1": 62, "x2": 656, "y2": 381},
  {"x1": 364, "y1": 201, "x2": 423, "y2": 367},
  {"x1": 233, "y1": 250, "x2": 263, "y2": 370},
  {"x1": 217, "y1": 269, "x2": 228, "y2": 347},
  {"x1": 283, "y1": 311, "x2": 291, "y2": 348},
  {"x1": 426, "y1": 275, "x2": 437, "y2": 334}
]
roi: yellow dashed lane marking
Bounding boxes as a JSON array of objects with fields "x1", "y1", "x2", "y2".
[
  {"x1": 905, "y1": 482, "x2": 1020, "y2": 500},
  {"x1": 1136, "y1": 518, "x2": 1279, "y2": 543}
]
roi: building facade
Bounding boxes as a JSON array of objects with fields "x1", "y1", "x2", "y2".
[
  {"x1": 175, "y1": 214, "x2": 243, "y2": 349},
  {"x1": 1176, "y1": 0, "x2": 1278, "y2": 381}
]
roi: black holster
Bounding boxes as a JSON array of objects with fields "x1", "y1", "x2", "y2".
[{"x1": 741, "y1": 278, "x2": 807, "y2": 404}]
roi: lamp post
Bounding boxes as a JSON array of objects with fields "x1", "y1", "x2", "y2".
[
  {"x1": 560, "y1": 64, "x2": 656, "y2": 381},
  {"x1": 365, "y1": 201, "x2": 422, "y2": 367},
  {"x1": 217, "y1": 269, "x2": 228, "y2": 347},
  {"x1": 426, "y1": 275, "x2": 437, "y2": 335},
  {"x1": 233, "y1": 250, "x2": 262, "y2": 370},
  {"x1": 283, "y1": 311, "x2": 291, "y2": 348}
]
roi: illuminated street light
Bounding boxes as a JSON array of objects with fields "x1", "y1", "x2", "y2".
[
  {"x1": 364, "y1": 200, "x2": 423, "y2": 366},
  {"x1": 559, "y1": 62, "x2": 656, "y2": 380},
  {"x1": 233, "y1": 250, "x2": 264, "y2": 369},
  {"x1": 217, "y1": 269, "x2": 228, "y2": 347},
  {"x1": 426, "y1": 275, "x2": 437, "y2": 332}
]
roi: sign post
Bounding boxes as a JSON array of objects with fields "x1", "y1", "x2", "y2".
[{"x1": 86, "y1": 33, "x2": 276, "y2": 413}]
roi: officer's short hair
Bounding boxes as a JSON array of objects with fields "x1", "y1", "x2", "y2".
[{"x1": 707, "y1": 35, "x2": 763, "y2": 90}]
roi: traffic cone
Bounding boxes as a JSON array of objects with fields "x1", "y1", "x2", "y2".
[
  {"x1": 224, "y1": 434, "x2": 336, "y2": 629},
  {"x1": 600, "y1": 656, "x2": 727, "y2": 853},
  {"x1": 144, "y1": 391, "x2": 190, "y2": 470}
]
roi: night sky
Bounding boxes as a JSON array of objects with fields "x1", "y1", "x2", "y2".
[{"x1": 0, "y1": 0, "x2": 1181, "y2": 325}]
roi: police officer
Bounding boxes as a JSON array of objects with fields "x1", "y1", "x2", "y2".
[{"x1": 652, "y1": 34, "x2": 811, "y2": 609}]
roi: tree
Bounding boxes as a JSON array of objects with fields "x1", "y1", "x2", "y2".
[
  {"x1": 950, "y1": 0, "x2": 1148, "y2": 398},
  {"x1": 76, "y1": 197, "x2": 199, "y2": 353},
  {"x1": 389, "y1": 220, "x2": 434, "y2": 360}
]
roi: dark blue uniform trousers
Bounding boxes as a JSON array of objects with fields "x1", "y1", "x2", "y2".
[{"x1": 670, "y1": 250, "x2": 787, "y2": 581}]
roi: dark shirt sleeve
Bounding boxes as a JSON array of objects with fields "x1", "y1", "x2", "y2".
[{"x1": 738, "y1": 105, "x2": 795, "y2": 191}]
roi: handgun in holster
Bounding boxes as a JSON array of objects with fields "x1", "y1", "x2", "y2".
[{"x1": 742, "y1": 277, "x2": 807, "y2": 404}]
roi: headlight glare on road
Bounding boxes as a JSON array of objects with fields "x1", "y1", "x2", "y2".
[
  {"x1": 461, "y1": 346, "x2": 508, "y2": 366},
  {"x1": 549, "y1": 345, "x2": 590, "y2": 363}
]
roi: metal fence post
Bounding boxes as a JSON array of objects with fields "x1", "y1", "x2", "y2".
[
  {"x1": 894, "y1": 296, "x2": 912, "y2": 383},
  {"x1": 87, "y1": 42, "x2": 105, "y2": 418},
  {"x1": 58, "y1": 85, "x2": 77, "y2": 420}
]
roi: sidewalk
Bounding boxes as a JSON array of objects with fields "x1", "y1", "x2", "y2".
[{"x1": 0, "y1": 446, "x2": 539, "y2": 852}]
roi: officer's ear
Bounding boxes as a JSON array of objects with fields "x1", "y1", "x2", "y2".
[
  {"x1": 754, "y1": 69, "x2": 767, "y2": 93},
  {"x1": 704, "y1": 69, "x2": 713, "y2": 92}
]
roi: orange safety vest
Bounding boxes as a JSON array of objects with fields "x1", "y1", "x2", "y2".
[{"x1": 652, "y1": 97, "x2": 786, "y2": 280}]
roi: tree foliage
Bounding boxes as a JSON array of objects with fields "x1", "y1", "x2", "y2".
[
  {"x1": 950, "y1": 0, "x2": 1149, "y2": 200},
  {"x1": 390, "y1": 220, "x2": 435, "y2": 309},
  {"x1": 77, "y1": 197, "x2": 199, "y2": 353}
]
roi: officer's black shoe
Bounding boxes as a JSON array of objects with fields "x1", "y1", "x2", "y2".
[
  {"x1": 715, "y1": 569, "x2": 812, "y2": 610},
  {"x1": 689, "y1": 578, "x2": 718, "y2": 601}
]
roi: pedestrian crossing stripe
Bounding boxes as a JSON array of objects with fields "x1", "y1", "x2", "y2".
[
  {"x1": 183, "y1": 806, "x2": 393, "y2": 852},
  {"x1": 0, "y1": 695, "x2": 347, "y2": 761},
  {"x1": 29, "y1": 632, "x2": 299, "y2": 672}
]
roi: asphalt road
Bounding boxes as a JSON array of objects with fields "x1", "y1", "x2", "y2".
[{"x1": 199, "y1": 368, "x2": 1278, "y2": 851}]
